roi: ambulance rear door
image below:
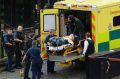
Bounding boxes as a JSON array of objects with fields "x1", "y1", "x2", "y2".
[{"x1": 40, "y1": 9, "x2": 59, "y2": 59}]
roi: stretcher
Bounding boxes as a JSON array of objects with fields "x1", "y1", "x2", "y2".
[{"x1": 47, "y1": 36, "x2": 84, "y2": 62}]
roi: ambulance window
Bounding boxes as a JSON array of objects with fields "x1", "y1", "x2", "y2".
[
  {"x1": 113, "y1": 15, "x2": 120, "y2": 26},
  {"x1": 44, "y1": 14, "x2": 56, "y2": 32}
]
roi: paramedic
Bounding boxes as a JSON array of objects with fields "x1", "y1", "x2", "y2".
[
  {"x1": 68, "y1": 15, "x2": 84, "y2": 40},
  {"x1": 44, "y1": 29, "x2": 56, "y2": 74}
]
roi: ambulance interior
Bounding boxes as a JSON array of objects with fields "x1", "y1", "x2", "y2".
[
  {"x1": 59, "y1": 10, "x2": 92, "y2": 41},
  {"x1": 42, "y1": 10, "x2": 92, "y2": 58}
]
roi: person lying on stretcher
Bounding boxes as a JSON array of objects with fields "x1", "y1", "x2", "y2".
[{"x1": 47, "y1": 34, "x2": 76, "y2": 51}]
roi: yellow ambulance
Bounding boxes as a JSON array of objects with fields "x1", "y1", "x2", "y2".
[{"x1": 40, "y1": 0, "x2": 120, "y2": 62}]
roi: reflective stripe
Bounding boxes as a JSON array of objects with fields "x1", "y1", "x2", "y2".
[
  {"x1": 110, "y1": 39, "x2": 120, "y2": 49},
  {"x1": 42, "y1": 47, "x2": 45, "y2": 51},
  {"x1": 109, "y1": 29, "x2": 120, "y2": 49},
  {"x1": 110, "y1": 29, "x2": 120, "y2": 40},
  {"x1": 98, "y1": 42, "x2": 109, "y2": 52},
  {"x1": 92, "y1": 23, "x2": 95, "y2": 31},
  {"x1": 92, "y1": 34, "x2": 95, "y2": 41},
  {"x1": 92, "y1": 13, "x2": 95, "y2": 21},
  {"x1": 98, "y1": 32, "x2": 109, "y2": 43},
  {"x1": 41, "y1": 47, "x2": 48, "y2": 59},
  {"x1": 98, "y1": 29, "x2": 120, "y2": 52},
  {"x1": 92, "y1": 13, "x2": 96, "y2": 41},
  {"x1": 42, "y1": 47, "x2": 46, "y2": 53}
]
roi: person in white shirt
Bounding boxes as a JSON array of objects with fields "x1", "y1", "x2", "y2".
[{"x1": 82, "y1": 32, "x2": 95, "y2": 79}]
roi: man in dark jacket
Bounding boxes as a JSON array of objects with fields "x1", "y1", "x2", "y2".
[
  {"x1": 3, "y1": 29, "x2": 14, "y2": 72},
  {"x1": 24, "y1": 33, "x2": 34, "y2": 79},
  {"x1": 68, "y1": 15, "x2": 84, "y2": 40},
  {"x1": 44, "y1": 29, "x2": 56, "y2": 74},
  {"x1": 14, "y1": 25, "x2": 24, "y2": 69},
  {"x1": 23, "y1": 40, "x2": 43, "y2": 79}
]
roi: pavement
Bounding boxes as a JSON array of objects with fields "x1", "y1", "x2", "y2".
[{"x1": 0, "y1": 62, "x2": 119, "y2": 79}]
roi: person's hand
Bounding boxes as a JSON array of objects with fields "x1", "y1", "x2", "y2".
[
  {"x1": 6, "y1": 43, "x2": 13, "y2": 46},
  {"x1": 9, "y1": 44, "x2": 13, "y2": 46},
  {"x1": 77, "y1": 44, "x2": 80, "y2": 47}
]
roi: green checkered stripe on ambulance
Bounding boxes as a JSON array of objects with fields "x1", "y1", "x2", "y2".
[{"x1": 98, "y1": 29, "x2": 120, "y2": 52}]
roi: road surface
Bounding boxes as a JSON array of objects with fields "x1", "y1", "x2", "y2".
[{"x1": 0, "y1": 62, "x2": 119, "y2": 79}]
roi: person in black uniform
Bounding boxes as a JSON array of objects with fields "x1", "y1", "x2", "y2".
[
  {"x1": 24, "y1": 33, "x2": 34, "y2": 79},
  {"x1": 68, "y1": 15, "x2": 84, "y2": 40},
  {"x1": 23, "y1": 40, "x2": 43, "y2": 79},
  {"x1": 34, "y1": 35, "x2": 40, "y2": 48},
  {"x1": 34, "y1": 35, "x2": 44, "y2": 75},
  {"x1": 14, "y1": 25, "x2": 24, "y2": 69},
  {"x1": 44, "y1": 29, "x2": 56, "y2": 74},
  {"x1": 24, "y1": 33, "x2": 34, "y2": 52},
  {"x1": 82, "y1": 32, "x2": 95, "y2": 79},
  {"x1": 3, "y1": 29, "x2": 14, "y2": 72}
]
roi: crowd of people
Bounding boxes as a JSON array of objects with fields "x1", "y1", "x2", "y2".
[
  {"x1": 3, "y1": 25, "x2": 41, "y2": 79},
  {"x1": 2, "y1": 25, "x2": 58, "y2": 79},
  {"x1": 2, "y1": 14, "x2": 95, "y2": 79}
]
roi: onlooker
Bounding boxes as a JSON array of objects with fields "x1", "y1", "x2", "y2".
[
  {"x1": 23, "y1": 40, "x2": 43, "y2": 79},
  {"x1": 44, "y1": 29, "x2": 56, "y2": 74},
  {"x1": 14, "y1": 25, "x2": 24, "y2": 69},
  {"x1": 3, "y1": 29, "x2": 14, "y2": 72},
  {"x1": 24, "y1": 33, "x2": 35, "y2": 79}
]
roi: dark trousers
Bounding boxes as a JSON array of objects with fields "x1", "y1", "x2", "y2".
[
  {"x1": 15, "y1": 47, "x2": 22, "y2": 67},
  {"x1": 85, "y1": 56, "x2": 90, "y2": 79},
  {"x1": 47, "y1": 60, "x2": 55, "y2": 72},
  {"x1": 31, "y1": 63, "x2": 42, "y2": 79},
  {"x1": 5, "y1": 50, "x2": 13, "y2": 71},
  {"x1": 24, "y1": 60, "x2": 31, "y2": 79}
]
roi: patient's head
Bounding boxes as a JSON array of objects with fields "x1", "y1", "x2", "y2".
[{"x1": 69, "y1": 34, "x2": 75, "y2": 41}]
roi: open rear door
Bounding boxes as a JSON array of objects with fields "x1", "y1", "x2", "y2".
[{"x1": 40, "y1": 9, "x2": 59, "y2": 59}]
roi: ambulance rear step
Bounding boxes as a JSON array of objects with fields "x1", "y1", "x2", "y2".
[{"x1": 49, "y1": 53, "x2": 84, "y2": 62}]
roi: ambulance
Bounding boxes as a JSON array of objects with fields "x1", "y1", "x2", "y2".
[{"x1": 40, "y1": 0, "x2": 120, "y2": 63}]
